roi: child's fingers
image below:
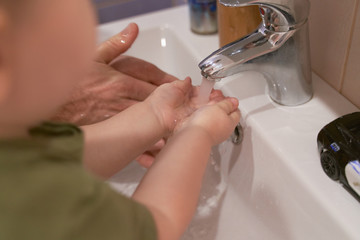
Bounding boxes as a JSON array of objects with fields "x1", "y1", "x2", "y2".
[
  {"x1": 216, "y1": 97, "x2": 239, "y2": 114},
  {"x1": 230, "y1": 108, "x2": 241, "y2": 123},
  {"x1": 148, "y1": 139, "x2": 166, "y2": 151},
  {"x1": 172, "y1": 77, "x2": 192, "y2": 94},
  {"x1": 206, "y1": 90, "x2": 226, "y2": 105},
  {"x1": 136, "y1": 153, "x2": 155, "y2": 169},
  {"x1": 184, "y1": 77, "x2": 192, "y2": 86},
  {"x1": 209, "y1": 94, "x2": 226, "y2": 103},
  {"x1": 210, "y1": 89, "x2": 224, "y2": 97},
  {"x1": 95, "y1": 23, "x2": 139, "y2": 64},
  {"x1": 209, "y1": 89, "x2": 224, "y2": 101}
]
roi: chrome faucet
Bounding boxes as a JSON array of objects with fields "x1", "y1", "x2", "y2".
[{"x1": 199, "y1": 0, "x2": 312, "y2": 106}]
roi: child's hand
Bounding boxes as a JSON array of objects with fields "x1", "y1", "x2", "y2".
[
  {"x1": 145, "y1": 77, "x2": 224, "y2": 136},
  {"x1": 178, "y1": 98, "x2": 241, "y2": 145}
]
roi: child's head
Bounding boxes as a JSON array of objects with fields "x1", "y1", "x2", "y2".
[{"x1": 0, "y1": 0, "x2": 97, "y2": 136}]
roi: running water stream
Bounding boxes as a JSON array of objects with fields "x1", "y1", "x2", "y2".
[
  {"x1": 181, "y1": 77, "x2": 230, "y2": 240},
  {"x1": 195, "y1": 77, "x2": 216, "y2": 106}
]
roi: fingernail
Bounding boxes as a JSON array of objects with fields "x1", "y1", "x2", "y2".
[
  {"x1": 121, "y1": 23, "x2": 132, "y2": 37},
  {"x1": 230, "y1": 98, "x2": 239, "y2": 107}
]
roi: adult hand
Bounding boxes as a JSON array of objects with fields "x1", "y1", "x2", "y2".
[
  {"x1": 52, "y1": 23, "x2": 177, "y2": 168},
  {"x1": 52, "y1": 23, "x2": 177, "y2": 126}
]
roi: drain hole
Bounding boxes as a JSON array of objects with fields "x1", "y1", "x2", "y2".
[{"x1": 232, "y1": 123, "x2": 243, "y2": 145}]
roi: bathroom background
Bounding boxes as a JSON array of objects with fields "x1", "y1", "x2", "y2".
[{"x1": 92, "y1": 0, "x2": 360, "y2": 109}]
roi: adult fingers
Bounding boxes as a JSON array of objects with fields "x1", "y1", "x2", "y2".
[
  {"x1": 111, "y1": 55, "x2": 177, "y2": 85},
  {"x1": 95, "y1": 23, "x2": 139, "y2": 64},
  {"x1": 125, "y1": 80, "x2": 156, "y2": 101},
  {"x1": 100, "y1": 98, "x2": 139, "y2": 113},
  {"x1": 116, "y1": 75, "x2": 157, "y2": 101}
]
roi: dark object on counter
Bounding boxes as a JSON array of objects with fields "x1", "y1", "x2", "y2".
[
  {"x1": 317, "y1": 112, "x2": 360, "y2": 200},
  {"x1": 188, "y1": 0, "x2": 217, "y2": 34}
]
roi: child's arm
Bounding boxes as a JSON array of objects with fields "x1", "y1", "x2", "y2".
[
  {"x1": 82, "y1": 78, "x2": 206, "y2": 178},
  {"x1": 132, "y1": 98, "x2": 240, "y2": 240},
  {"x1": 81, "y1": 99, "x2": 166, "y2": 178}
]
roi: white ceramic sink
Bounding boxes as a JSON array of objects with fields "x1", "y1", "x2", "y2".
[{"x1": 99, "y1": 6, "x2": 360, "y2": 240}]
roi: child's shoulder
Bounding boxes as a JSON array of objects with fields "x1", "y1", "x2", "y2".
[
  {"x1": 0, "y1": 122, "x2": 84, "y2": 171},
  {"x1": 0, "y1": 121, "x2": 89, "y2": 211},
  {"x1": 0, "y1": 122, "x2": 157, "y2": 240}
]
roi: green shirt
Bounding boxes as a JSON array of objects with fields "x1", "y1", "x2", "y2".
[{"x1": 0, "y1": 122, "x2": 157, "y2": 240}]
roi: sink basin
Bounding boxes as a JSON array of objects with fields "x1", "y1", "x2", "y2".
[{"x1": 99, "y1": 6, "x2": 360, "y2": 240}]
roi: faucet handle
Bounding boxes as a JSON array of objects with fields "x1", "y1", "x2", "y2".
[{"x1": 220, "y1": 0, "x2": 310, "y2": 30}]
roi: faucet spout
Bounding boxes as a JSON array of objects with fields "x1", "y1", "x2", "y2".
[
  {"x1": 199, "y1": 0, "x2": 312, "y2": 106},
  {"x1": 199, "y1": 24, "x2": 294, "y2": 79}
]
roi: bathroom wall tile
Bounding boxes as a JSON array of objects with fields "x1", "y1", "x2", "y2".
[
  {"x1": 341, "y1": 2, "x2": 360, "y2": 108},
  {"x1": 172, "y1": 0, "x2": 186, "y2": 5},
  {"x1": 308, "y1": 0, "x2": 357, "y2": 90},
  {"x1": 93, "y1": 0, "x2": 173, "y2": 23}
]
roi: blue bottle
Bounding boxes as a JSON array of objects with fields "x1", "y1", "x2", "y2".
[{"x1": 189, "y1": 0, "x2": 217, "y2": 34}]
